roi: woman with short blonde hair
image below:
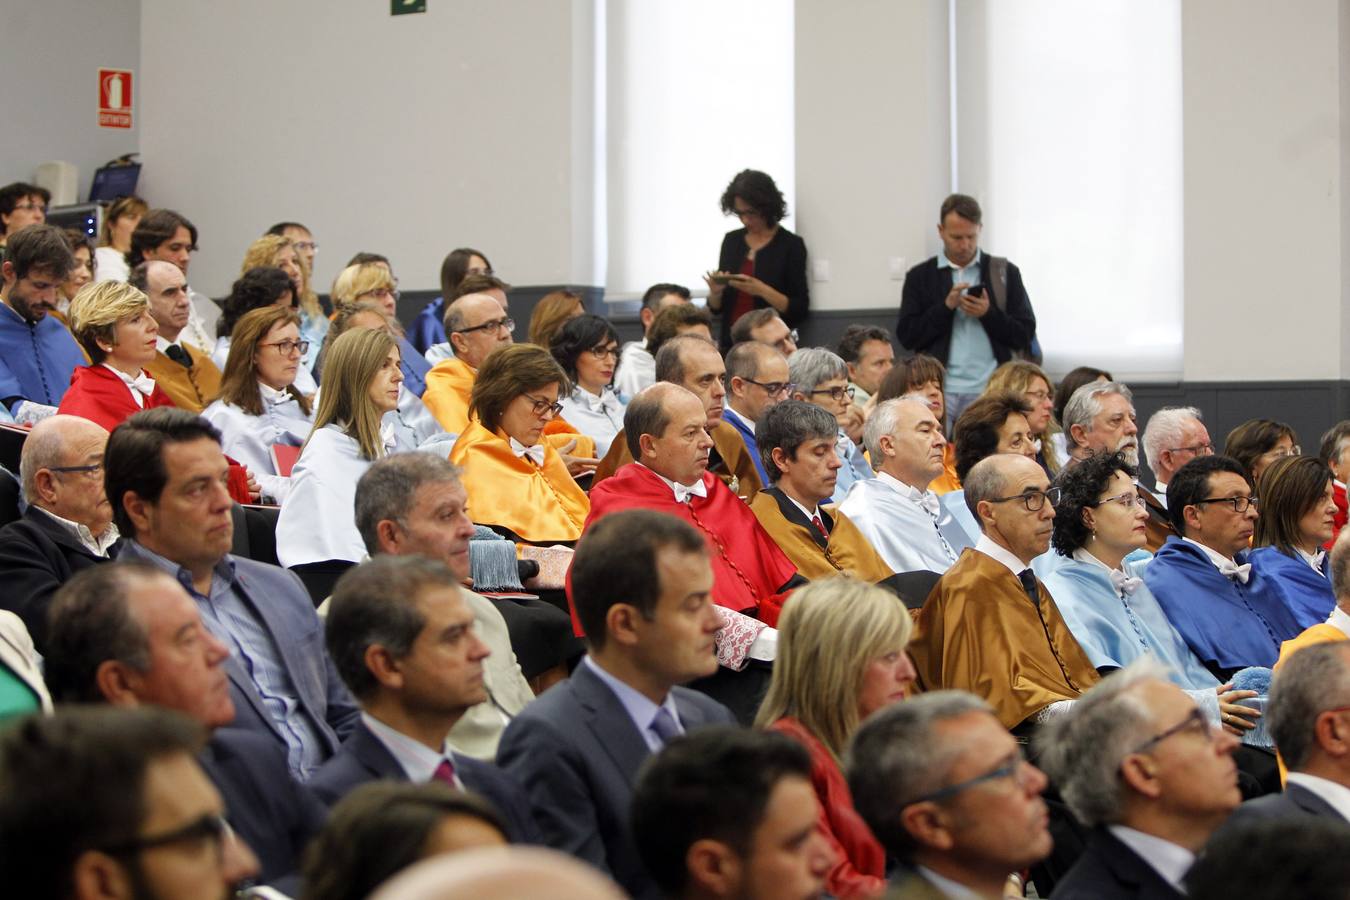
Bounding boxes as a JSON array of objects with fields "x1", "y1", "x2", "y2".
[
  {"x1": 242, "y1": 233, "x2": 327, "y2": 371},
  {"x1": 330, "y1": 263, "x2": 436, "y2": 403},
  {"x1": 985, "y1": 359, "x2": 1062, "y2": 474}
]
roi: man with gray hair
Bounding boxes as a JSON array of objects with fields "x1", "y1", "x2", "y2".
[
  {"x1": 1038, "y1": 660, "x2": 1242, "y2": 898},
  {"x1": 838, "y1": 397, "x2": 972, "y2": 574},
  {"x1": 847, "y1": 690, "x2": 1053, "y2": 898},
  {"x1": 722, "y1": 340, "x2": 791, "y2": 486},
  {"x1": 1142, "y1": 406, "x2": 1214, "y2": 505},
  {"x1": 1063, "y1": 380, "x2": 1140, "y2": 468},
  {"x1": 788, "y1": 347, "x2": 871, "y2": 503},
  {"x1": 0, "y1": 414, "x2": 118, "y2": 649}
]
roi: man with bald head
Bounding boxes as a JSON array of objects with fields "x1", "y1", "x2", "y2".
[
  {"x1": 422, "y1": 292, "x2": 515, "y2": 434},
  {"x1": 910, "y1": 452, "x2": 1099, "y2": 733},
  {"x1": 0, "y1": 414, "x2": 118, "y2": 649},
  {"x1": 593, "y1": 334, "x2": 763, "y2": 497},
  {"x1": 722, "y1": 341, "x2": 791, "y2": 485},
  {"x1": 135, "y1": 260, "x2": 223, "y2": 412}
]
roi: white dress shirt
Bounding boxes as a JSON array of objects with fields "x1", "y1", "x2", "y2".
[
  {"x1": 31, "y1": 505, "x2": 119, "y2": 557},
  {"x1": 973, "y1": 533, "x2": 1034, "y2": 576},
  {"x1": 1107, "y1": 826, "x2": 1195, "y2": 893}
]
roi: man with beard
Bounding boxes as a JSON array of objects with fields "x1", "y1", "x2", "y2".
[{"x1": 1063, "y1": 381, "x2": 1140, "y2": 468}]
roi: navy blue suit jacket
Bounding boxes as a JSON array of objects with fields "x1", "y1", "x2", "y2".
[
  {"x1": 495, "y1": 660, "x2": 736, "y2": 900},
  {"x1": 1224, "y1": 781, "x2": 1347, "y2": 827},
  {"x1": 1051, "y1": 828, "x2": 1184, "y2": 900},
  {"x1": 308, "y1": 720, "x2": 541, "y2": 845}
]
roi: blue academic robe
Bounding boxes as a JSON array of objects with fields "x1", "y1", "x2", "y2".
[
  {"x1": 1249, "y1": 546, "x2": 1336, "y2": 630},
  {"x1": 1042, "y1": 555, "x2": 1220, "y2": 691},
  {"x1": 398, "y1": 336, "x2": 431, "y2": 398},
  {"x1": 410, "y1": 296, "x2": 446, "y2": 355},
  {"x1": 831, "y1": 431, "x2": 874, "y2": 505},
  {"x1": 0, "y1": 305, "x2": 86, "y2": 410},
  {"x1": 723, "y1": 408, "x2": 769, "y2": 485},
  {"x1": 1142, "y1": 537, "x2": 1301, "y2": 675}
]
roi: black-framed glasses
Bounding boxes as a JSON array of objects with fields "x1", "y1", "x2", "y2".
[
  {"x1": 1090, "y1": 490, "x2": 1146, "y2": 510},
  {"x1": 744, "y1": 378, "x2": 796, "y2": 397},
  {"x1": 49, "y1": 462, "x2": 104, "y2": 478},
  {"x1": 1130, "y1": 707, "x2": 1211, "y2": 754},
  {"x1": 988, "y1": 487, "x2": 1061, "y2": 512},
  {"x1": 1167, "y1": 442, "x2": 1214, "y2": 456},
  {"x1": 260, "y1": 339, "x2": 309, "y2": 357},
  {"x1": 522, "y1": 392, "x2": 564, "y2": 418},
  {"x1": 586, "y1": 345, "x2": 620, "y2": 360},
  {"x1": 906, "y1": 748, "x2": 1031, "y2": 805},
  {"x1": 809, "y1": 384, "x2": 855, "y2": 403},
  {"x1": 1192, "y1": 495, "x2": 1258, "y2": 514},
  {"x1": 102, "y1": 813, "x2": 233, "y2": 860},
  {"x1": 455, "y1": 316, "x2": 515, "y2": 336}
]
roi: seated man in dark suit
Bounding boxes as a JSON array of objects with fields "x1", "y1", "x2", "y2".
[
  {"x1": 106, "y1": 407, "x2": 359, "y2": 780},
  {"x1": 631, "y1": 727, "x2": 835, "y2": 900},
  {"x1": 496, "y1": 509, "x2": 735, "y2": 899},
  {"x1": 309, "y1": 554, "x2": 540, "y2": 844},
  {"x1": 0, "y1": 414, "x2": 118, "y2": 650},
  {"x1": 42, "y1": 562, "x2": 324, "y2": 891},
  {"x1": 1039, "y1": 660, "x2": 1243, "y2": 899}
]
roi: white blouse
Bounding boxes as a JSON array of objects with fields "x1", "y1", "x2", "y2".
[{"x1": 202, "y1": 386, "x2": 314, "y2": 504}]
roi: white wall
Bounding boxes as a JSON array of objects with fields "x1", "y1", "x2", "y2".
[
  {"x1": 1, "y1": 1, "x2": 141, "y2": 200},
  {"x1": 138, "y1": 0, "x2": 596, "y2": 298}
]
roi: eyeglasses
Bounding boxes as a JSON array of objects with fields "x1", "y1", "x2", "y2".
[
  {"x1": 907, "y1": 748, "x2": 1033, "y2": 805},
  {"x1": 1192, "y1": 495, "x2": 1258, "y2": 514},
  {"x1": 1262, "y1": 445, "x2": 1302, "y2": 459},
  {"x1": 103, "y1": 813, "x2": 234, "y2": 861},
  {"x1": 586, "y1": 345, "x2": 620, "y2": 360},
  {"x1": 809, "y1": 384, "x2": 855, "y2": 403},
  {"x1": 776, "y1": 328, "x2": 800, "y2": 348},
  {"x1": 292, "y1": 241, "x2": 318, "y2": 253},
  {"x1": 1090, "y1": 491, "x2": 1147, "y2": 510},
  {"x1": 13, "y1": 201, "x2": 46, "y2": 213},
  {"x1": 260, "y1": 339, "x2": 309, "y2": 357},
  {"x1": 49, "y1": 461, "x2": 104, "y2": 479},
  {"x1": 522, "y1": 392, "x2": 564, "y2": 418},
  {"x1": 455, "y1": 316, "x2": 515, "y2": 336},
  {"x1": 1167, "y1": 442, "x2": 1215, "y2": 456},
  {"x1": 1131, "y1": 707, "x2": 1211, "y2": 754},
  {"x1": 1025, "y1": 388, "x2": 1053, "y2": 404},
  {"x1": 359, "y1": 287, "x2": 400, "y2": 302},
  {"x1": 987, "y1": 487, "x2": 1061, "y2": 512},
  {"x1": 744, "y1": 378, "x2": 796, "y2": 397}
]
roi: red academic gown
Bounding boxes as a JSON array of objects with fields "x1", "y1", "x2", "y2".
[
  {"x1": 57, "y1": 364, "x2": 176, "y2": 432},
  {"x1": 579, "y1": 464, "x2": 799, "y2": 630},
  {"x1": 1326, "y1": 481, "x2": 1348, "y2": 551}
]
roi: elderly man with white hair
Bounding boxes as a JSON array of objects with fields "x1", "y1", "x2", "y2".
[
  {"x1": 1039, "y1": 660, "x2": 1242, "y2": 899},
  {"x1": 838, "y1": 397, "x2": 973, "y2": 574},
  {"x1": 1063, "y1": 381, "x2": 1140, "y2": 467},
  {"x1": 787, "y1": 347, "x2": 873, "y2": 504},
  {"x1": 1142, "y1": 406, "x2": 1214, "y2": 506}
]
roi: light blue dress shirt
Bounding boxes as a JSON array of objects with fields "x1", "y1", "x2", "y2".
[{"x1": 940, "y1": 249, "x2": 997, "y2": 394}]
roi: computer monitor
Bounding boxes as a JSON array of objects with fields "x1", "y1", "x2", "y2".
[
  {"x1": 88, "y1": 163, "x2": 141, "y2": 204},
  {"x1": 46, "y1": 203, "x2": 101, "y2": 241}
]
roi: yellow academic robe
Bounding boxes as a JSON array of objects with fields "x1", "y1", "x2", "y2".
[
  {"x1": 449, "y1": 420, "x2": 590, "y2": 544},
  {"x1": 749, "y1": 488, "x2": 893, "y2": 583},
  {"x1": 929, "y1": 443, "x2": 961, "y2": 496},
  {"x1": 143, "y1": 346, "x2": 223, "y2": 413},
  {"x1": 592, "y1": 419, "x2": 763, "y2": 499},
  {"x1": 1273, "y1": 623, "x2": 1348, "y2": 781},
  {"x1": 910, "y1": 548, "x2": 1100, "y2": 729},
  {"x1": 422, "y1": 356, "x2": 476, "y2": 434}
]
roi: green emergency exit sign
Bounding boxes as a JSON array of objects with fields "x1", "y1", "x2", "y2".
[{"x1": 392, "y1": 0, "x2": 426, "y2": 15}]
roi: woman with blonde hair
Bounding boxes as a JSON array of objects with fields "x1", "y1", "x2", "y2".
[
  {"x1": 242, "y1": 233, "x2": 328, "y2": 372},
  {"x1": 94, "y1": 195, "x2": 147, "y2": 284},
  {"x1": 755, "y1": 576, "x2": 915, "y2": 898},
  {"x1": 202, "y1": 305, "x2": 315, "y2": 504},
  {"x1": 277, "y1": 328, "x2": 404, "y2": 567},
  {"x1": 984, "y1": 359, "x2": 1062, "y2": 475},
  {"x1": 58, "y1": 281, "x2": 175, "y2": 430},
  {"x1": 527, "y1": 289, "x2": 584, "y2": 347},
  {"x1": 330, "y1": 262, "x2": 432, "y2": 399}
]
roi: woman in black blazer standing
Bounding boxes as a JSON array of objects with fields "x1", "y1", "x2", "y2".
[{"x1": 704, "y1": 169, "x2": 809, "y2": 349}]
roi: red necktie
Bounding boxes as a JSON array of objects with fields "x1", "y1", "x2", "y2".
[
  {"x1": 432, "y1": 758, "x2": 457, "y2": 787},
  {"x1": 811, "y1": 514, "x2": 829, "y2": 539}
]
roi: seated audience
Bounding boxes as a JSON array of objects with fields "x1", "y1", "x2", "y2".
[
  {"x1": 312, "y1": 555, "x2": 540, "y2": 842},
  {"x1": 496, "y1": 510, "x2": 734, "y2": 898},
  {"x1": 0, "y1": 610, "x2": 48, "y2": 721},
  {"x1": 939, "y1": 391, "x2": 1035, "y2": 540},
  {"x1": 0, "y1": 415, "x2": 117, "y2": 649},
  {"x1": 278, "y1": 327, "x2": 405, "y2": 567},
  {"x1": 128, "y1": 208, "x2": 217, "y2": 351},
  {"x1": 0, "y1": 181, "x2": 49, "y2": 251},
  {"x1": 847, "y1": 691, "x2": 1053, "y2": 898},
  {"x1": 450, "y1": 343, "x2": 591, "y2": 544},
  {"x1": 57, "y1": 226, "x2": 96, "y2": 317},
  {"x1": 614, "y1": 282, "x2": 692, "y2": 398},
  {"x1": 44, "y1": 563, "x2": 328, "y2": 889},
  {"x1": 59, "y1": 281, "x2": 176, "y2": 430},
  {"x1": 1143, "y1": 455, "x2": 1302, "y2": 677},
  {"x1": 202, "y1": 305, "x2": 314, "y2": 504},
  {"x1": 243, "y1": 232, "x2": 328, "y2": 371},
  {"x1": 985, "y1": 359, "x2": 1062, "y2": 475},
  {"x1": 0, "y1": 707, "x2": 260, "y2": 897},
  {"x1": 1250, "y1": 455, "x2": 1338, "y2": 628},
  {"x1": 1276, "y1": 528, "x2": 1350, "y2": 668},
  {"x1": 528, "y1": 288, "x2": 583, "y2": 346},
  {"x1": 93, "y1": 194, "x2": 147, "y2": 284},
  {"x1": 411, "y1": 246, "x2": 493, "y2": 356},
  {"x1": 1186, "y1": 817, "x2": 1350, "y2": 900},
  {"x1": 332, "y1": 260, "x2": 431, "y2": 397},
  {"x1": 721, "y1": 340, "x2": 791, "y2": 485},
  {"x1": 111, "y1": 407, "x2": 360, "y2": 775},
  {"x1": 0, "y1": 223, "x2": 84, "y2": 421},
  {"x1": 1140, "y1": 405, "x2": 1212, "y2": 549},
  {"x1": 788, "y1": 347, "x2": 872, "y2": 503},
  {"x1": 1049, "y1": 365, "x2": 1111, "y2": 460},
  {"x1": 426, "y1": 271, "x2": 513, "y2": 365},
  {"x1": 133, "y1": 260, "x2": 223, "y2": 412},
  {"x1": 213, "y1": 265, "x2": 307, "y2": 385},
  {"x1": 1319, "y1": 420, "x2": 1350, "y2": 548},
  {"x1": 586, "y1": 384, "x2": 799, "y2": 629},
  {"x1": 303, "y1": 782, "x2": 509, "y2": 900},
  {"x1": 835, "y1": 323, "x2": 894, "y2": 411},
  {"x1": 423, "y1": 291, "x2": 514, "y2": 433},
  {"x1": 1038, "y1": 661, "x2": 1242, "y2": 900},
  {"x1": 839, "y1": 398, "x2": 972, "y2": 574},
  {"x1": 873, "y1": 352, "x2": 958, "y2": 492},
  {"x1": 552, "y1": 314, "x2": 627, "y2": 458},
  {"x1": 730, "y1": 306, "x2": 798, "y2": 356},
  {"x1": 645, "y1": 301, "x2": 715, "y2": 358},
  {"x1": 910, "y1": 453, "x2": 1100, "y2": 731},
  {"x1": 1225, "y1": 417, "x2": 1299, "y2": 485},
  {"x1": 755, "y1": 577, "x2": 914, "y2": 897},
  {"x1": 632, "y1": 728, "x2": 834, "y2": 900},
  {"x1": 749, "y1": 401, "x2": 893, "y2": 583},
  {"x1": 595, "y1": 334, "x2": 762, "y2": 497}
]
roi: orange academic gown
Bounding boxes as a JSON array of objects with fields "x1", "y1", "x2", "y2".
[
  {"x1": 749, "y1": 488, "x2": 893, "y2": 584},
  {"x1": 143, "y1": 345, "x2": 222, "y2": 413},
  {"x1": 422, "y1": 356, "x2": 477, "y2": 434}
]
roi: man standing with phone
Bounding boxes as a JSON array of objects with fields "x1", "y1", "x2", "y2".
[{"x1": 896, "y1": 194, "x2": 1039, "y2": 423}]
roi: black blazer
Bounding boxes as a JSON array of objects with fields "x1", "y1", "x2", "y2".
[
  {"x1": 1051, "y1": 828, "x2": 1185, "y2": 900},
  {"x1": 1224, "y1": 781, "x2": 1347, "y2": 826},
  {"x1": 200, "y1": 728, "x2": 328, "y2": 893},
  {"x1": 895, "y1": 254, "x2": 1036, "y2": 366},
  {"x1": 308, "y1": 720, "x2": 542, "y2": 845},
  {"x1": 0, "y1": 506, "x2": 118, "y2": 651},
  {"x1": 716, "y1": 226, "x2": 809, "y2": 347}
]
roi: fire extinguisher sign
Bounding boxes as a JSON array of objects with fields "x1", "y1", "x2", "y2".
[{"x1": 98, "y1": 69, "x2": 133, "y2": 129}]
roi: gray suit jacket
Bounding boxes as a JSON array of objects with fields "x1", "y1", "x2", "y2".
[
  {"x1": 1224, "y1": 780, "x2": 1347, "y2": 825},
  {"x1": 494, "y1": 660, "x2": 734, "y2": 900}
]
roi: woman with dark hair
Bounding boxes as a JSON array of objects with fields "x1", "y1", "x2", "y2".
[
  {"x1": 704, "y1": 169, "x2": 809, "y2": 349},
  {"x1": 1039, "y1": 452, "x2": 1260, "y2": 735},
  {"x1": 450, "y1": 344, "x2": 590, "y2": 545},
  {"x1": 551, "y1": 314, "x2": 626, "y2": 457},
  {"x1": 1250, "y1": 455, "x2": 1338, "y2": 628},
  {"x1": 937, "y1": 391, "x2": 1035, "y2": 539},
  {"x1": 411, "y1": 246, "x2": 493, "y2": 355},
  {"x1": 57, "y1": 228, "x2": 96, "y2": 318},
  {"x1": 873, "y1": 352, "x2": 958, "y2": 493},
  {"x1": 212, "y1": 266, "x2": 319, "y2": 394},
  {"x1": 1225, "y1": 418, "x2": 1299, "y2": 484}
]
